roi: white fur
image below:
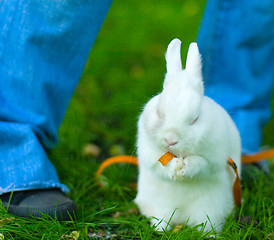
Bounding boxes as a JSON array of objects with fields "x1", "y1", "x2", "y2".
[{"x1": 134, "y1": 39, "x2": 241, "y2": 233}]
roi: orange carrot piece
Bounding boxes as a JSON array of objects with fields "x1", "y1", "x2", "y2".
[{"x1": 158, "y1": 152, "x2": 176, "y2": 166}]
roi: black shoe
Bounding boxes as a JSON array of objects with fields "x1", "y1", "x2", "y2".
[{"x1": 0, "y1": 189, "x2": 76, "y2": 220}]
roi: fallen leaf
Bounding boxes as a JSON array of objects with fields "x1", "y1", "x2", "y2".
[
  {"x1": 239, "y1": 216, "x2": 258, "y2": 226},
  {"x1": 127, "y1": 208, "x2": 139, "y2": 215},
  {"x1": 83, "y1": 143, "x2": 101, "y2": 157},
  {"x1": 0, "y1": 217, "x2": 15, "y2": 227},
  {"x1": 59, "y1": 231, "x2": 80, "y2": 240},
  {"x1": 112, "y1": 211, "x2": 121, "y2": 218},
  {"x1": 173, "y1": 224, "x2": 184, "y2": 233},
  {"x1": 87, "y1": 228, "x2": 118, "y2": 239},
  {"x1": 59, "y1": 234, "x2": 67, "y2": 239},
  {"x1": 112, "y1": 208, "x2": 138, "y2": 218},
  {"x1": 98, "y1": 230, "x2": 106, "y2": 237},
  {"x1": 109, "y1": 144, "x2": 125, "y2": 156},
  {"x1": 69, "y1": 231, "x2": 80, "y2": 240},
  {"x1": 0, "y1": 217, "x2": 15, "y2": 224}
]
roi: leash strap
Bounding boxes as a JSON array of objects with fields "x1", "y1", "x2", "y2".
[
  {"x1": 96, "y1": 149, "x2": 274, "y2": 207},
  {"x1": 95, "y1": 155, "x2": 138, "y2": 186},
  {"x1": 241, "y1": 149, "x2": 274, "y2": 164},
  {"x1": 227, "y1": 158, "x2": 242, "y2": 207}
]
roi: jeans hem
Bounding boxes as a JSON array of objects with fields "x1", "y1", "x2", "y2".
[{"x1": 0, "y1": 181, "x2": 70, "y2": 195}]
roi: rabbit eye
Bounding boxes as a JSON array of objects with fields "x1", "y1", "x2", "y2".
[
  {"x1": 191, "y1": 116, "x2": 199, "y2": 125},
  {"x1": 157, "y1": 109, "x2": 164, "y2": 119}
]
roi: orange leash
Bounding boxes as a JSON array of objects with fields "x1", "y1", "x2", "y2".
[
  {"x1": 227, "y1": 158, "x2": 242, "y2": 207},
  {"x1": 96, "y1": 149, "x2": 274, "y2": 207},
  {"x1": 95, "y1": 155, "x2": 138, "y2": 186},
  {"x1": 241, "y1": 149, "x2": 274, "y2": 164}
]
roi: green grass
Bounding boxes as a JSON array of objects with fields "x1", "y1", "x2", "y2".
[{"x1": 1, "y1": 0, "x2": 273, "y2": 239}]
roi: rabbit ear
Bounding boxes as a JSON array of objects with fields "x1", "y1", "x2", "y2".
[
  {"x1": 185, "y1": 42, "x2": 202, "y2": 78},
  {"x1": 165, "y1": 38, "x2": 182, "y2": 73}
]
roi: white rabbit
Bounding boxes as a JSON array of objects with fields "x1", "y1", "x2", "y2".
[{"x1": 134, "y1": 38, "x2": 241, "y2": 233}]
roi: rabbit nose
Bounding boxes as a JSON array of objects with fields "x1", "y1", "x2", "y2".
[{"x1": 165, "y1": 137, "x2": 178, "y2": 146}]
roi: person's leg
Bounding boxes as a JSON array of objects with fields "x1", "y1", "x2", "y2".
[
  {"x1": 0, "y1": 0, "x2": 112, "y2": 218},
  {"x1": 197, "y1": 0, "x2": 273, "y2": 156}
]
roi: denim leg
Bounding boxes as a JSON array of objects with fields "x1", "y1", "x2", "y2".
[
  {"x1": 197, "y1": 0, "x2": 274, "y2": 154},
  {"x1": 0, "y1": 0, "x2": 112, "y2": 194}
]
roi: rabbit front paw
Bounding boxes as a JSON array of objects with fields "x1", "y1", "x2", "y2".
[
  {"x1": 166, "y1": 156, "x2": 199, "y2": 180},
  {"x1": 166, "y1": 157, "x2": 186, "y2": 180},
  {"x1": 180, "y1": 156, "x2": 202, "y2": 178}
]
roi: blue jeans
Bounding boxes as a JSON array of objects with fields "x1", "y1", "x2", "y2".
[
  {"x1": 197, "y1": 0, "x2": 273, "y2": 154},
  {"x1": 0, "y1": 0, "x2": 112, "y2": 195},
  {"x1": 0, "y1": 0, "x2": 272, "y2": 195}
]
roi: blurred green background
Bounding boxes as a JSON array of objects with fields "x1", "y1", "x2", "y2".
[{"x1": 53, "y1": 0, "x2": 273, "y2": 163}]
